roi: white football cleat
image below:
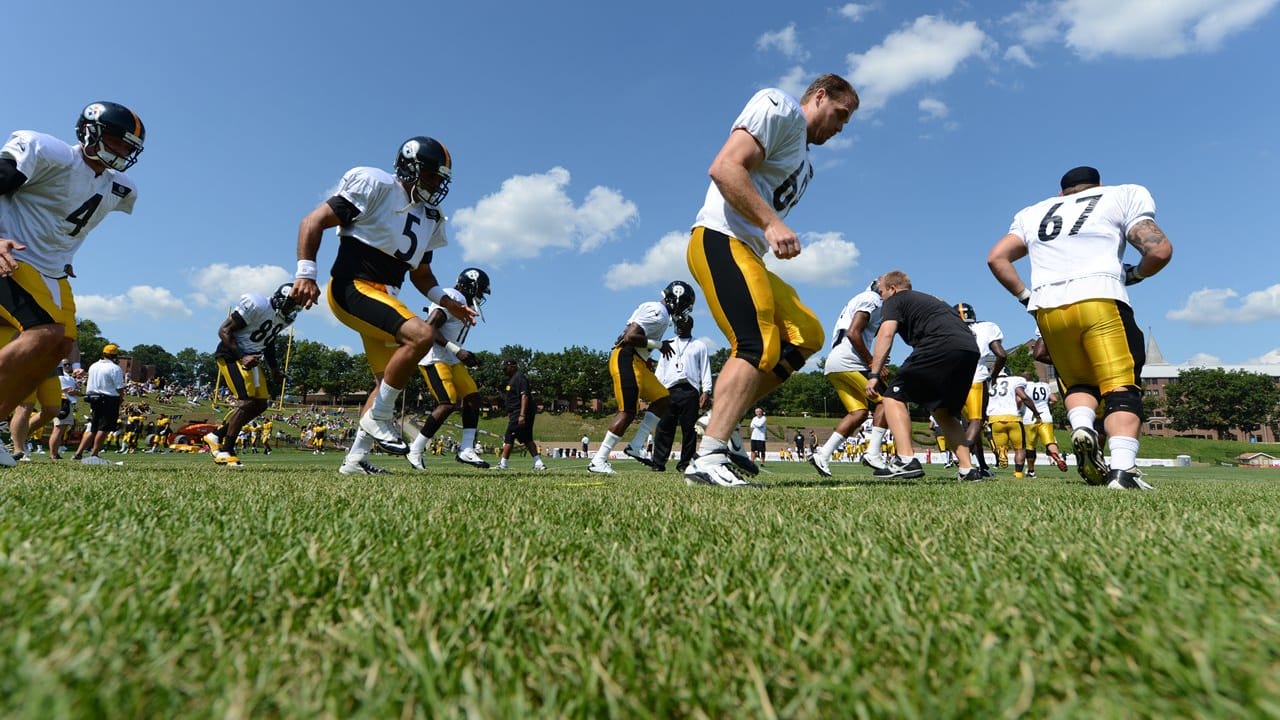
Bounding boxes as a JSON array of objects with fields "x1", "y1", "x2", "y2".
[
  {"x1": 809, "y1": 453, "x2": 832, "y2": 478},
  {"x1": 358, "y1": 411, "x2": 409, "y2": 455},
  {"x1": 587, "y1": 460, "x2": 616, "y2": 475},
  {"x1": 684, "y1": 451, "x2": 758, "y2": 488},
  {"x1": 455, "y1": 448, "x2": 491, "y2": 469},
  {"x1": 406, "y1": 452, "x2": 425, "y2": 470}
]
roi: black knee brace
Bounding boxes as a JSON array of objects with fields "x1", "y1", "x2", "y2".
[{"x1": 1103, "y1": 386, "x2": 1145, "y2": 419}]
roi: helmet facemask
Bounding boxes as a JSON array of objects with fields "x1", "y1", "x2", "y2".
[{"x1": 271, "y1": 283, "x2": 300, "y2": 324}]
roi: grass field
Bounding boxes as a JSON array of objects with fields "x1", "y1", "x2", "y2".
[{"x1": 2, "y1": 452, "x2": 1279, "y2": 718}]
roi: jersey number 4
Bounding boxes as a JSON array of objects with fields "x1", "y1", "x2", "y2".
[
  {"x1": 64, "y1": 194, "x2": 103, "y2": 236},
  {"x1": 1037, "y1": 194, "x2": 1101, "y2": 242}
]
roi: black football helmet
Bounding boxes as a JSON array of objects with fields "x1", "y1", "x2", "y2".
[
  {"x1": 662, "y1": 280, "x2": 695, "y2": 319},
  {"x1": 955, "y1": 302, "x2": 977, "y2": 324},
  {"x1": 271, "y1": 283, "x2": 301, "y2": 324},
  {"x1": 456, "y1": 267, "x2": 491, "y2": 307},
  {"x1": 395, "y1": 136, "x2": 452, "y2": 205},
  {"x1": 76, "y1": 101, "x2": 145, "y2": 171},
  {"x1": 868, "y1": 279, "x2": 880, "y2": 294}
]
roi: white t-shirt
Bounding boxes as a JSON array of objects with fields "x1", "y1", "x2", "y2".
[
  {"x1": 626, "y1": 301, "x2": 671, "y2": 360},
  {"x1": 987, "y1": 375, "x2": 1027, "y2": 418},
  {"x1": 824, "y1": 289, "x2": 882, "y2": 374},
  {"x1": 86, "y1": 358, "x2": 125, "y2": 396},
  {"x1": 655, "y1": 336, "x2": 712, "y2": 392},
  {"x1": 1007, "y1": 183, "x2": 1155, "y2": 310},
  {"x1": 750, "y1": 414, "x2": 768, "y2": 441},
  {"x1": 0, "y1": 131, "x2": 137, "y2": 277},
  {"x1": 968, "y1": 321, "x2": 1004, "y2": 383},
  {"x1": 422, "y1": 287, "x2": 472, "y2": 365},
  {"x1": 1022, "y1": 381, "x2": 1053, "y2": 423},
  {"x1": 335, "y1": 166, "x2": 448, "y2": 271},
  {"x1": 229, "y1": 293, "x2": 294, "y2": 355},
  {"x1": 693, "y1": 88, "x2": 812, "y2": 257}
]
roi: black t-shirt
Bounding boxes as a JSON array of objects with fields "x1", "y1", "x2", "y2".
[
  {"x1": 504, "y1": 372, "x2": 532, "y2": 417},
  {"x1": 881, "y1": 289, "x2": 975, "y2": 355}
]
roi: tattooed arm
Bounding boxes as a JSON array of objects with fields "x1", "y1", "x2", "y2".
[{"x1": 1124, "y1": 219, "x2": 1173, "y2": 280}]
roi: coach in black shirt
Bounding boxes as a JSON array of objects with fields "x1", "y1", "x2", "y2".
[
  {"x1": 498, "y1": 358, "x2": 547, "y2": 471},
  {"x1": 864, "y1": 270, "x2": 981, "y2": 481}
]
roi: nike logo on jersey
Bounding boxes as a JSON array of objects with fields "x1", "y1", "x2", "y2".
[
  {"x1": 769, "y1": 97, "x2": 779, "y2": 106},
  {"x1": 111, "y1": 182, "x2": 131, "y2": 198}
]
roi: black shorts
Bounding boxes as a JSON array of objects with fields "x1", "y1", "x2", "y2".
[
  {"x1": 882, "y1": 347, "x2": 980, "y2": 415},
  {"x1": 751, "y1": 439, "x2": 767, "y2": 453},
  {"x1": 86, "y1": 394, "x2": 123, "y2": 433},
  {"x1": 504, "y1": 416, "x2": 534, "y2": 444}
]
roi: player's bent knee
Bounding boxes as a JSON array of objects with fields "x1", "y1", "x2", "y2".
[{"x1": 1102, "y1": 387, "x2": 1144, "y2": 417}]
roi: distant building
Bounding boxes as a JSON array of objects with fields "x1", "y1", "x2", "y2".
[
  {"x1": 1140, "y1": 333, "x2": 1280, "y2": 443},
  {"x1": 1236, "y1": 452, "x2": 1279, "y2": 468}
]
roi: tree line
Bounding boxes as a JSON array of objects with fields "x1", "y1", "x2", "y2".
[{"x1": 80, "y1": 319, "x2": 1278, "y2": 435}]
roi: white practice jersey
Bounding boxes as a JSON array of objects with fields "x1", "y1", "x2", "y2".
[
  {"x1": 1007, "y1": 184, "x2": 1155, "y2": 311},
  {"x1": 1022, "y1": 381, "x2": 1053, "y2": 424},
  {"x1": 693, "y1": 88, "x2": 812, "y2": 257},
  {"x1": 422, "y1": 287, "x2": 471, "y2": 365},
  {"x1": 824, "y1": 289, "x2": 882, "y2": 374},
  {"x1": 968, "y1": 321, "x2": 1004, "y2": 383},
  {"x1": 0, "y1": 131, "x2": 137, "y2": 277},
  {"x1": 230, "y1": 293, "x2": 294, "y2": 355},
  {"x1": 627, "y1": 301, "x2": 671, "y2": 361},
  {"x1": 987, "y1": 375, "x2": 1027, "y2": 418},
  {"x1": 335, "y1": 166, "x2": 447, "y2": 271}
]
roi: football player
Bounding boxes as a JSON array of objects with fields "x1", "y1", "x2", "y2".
[
  {"x1": 986, "y1": 369, "x2": 1032, "y2": 476},
  {"x1": 811, "y1": 280, "x2": 889, "y2": 478},
  {"x1": 203, "y1": 283, "x2": 301, "y2": 467},
  {"x1": 1020, "y1": 370, "x2": 1067, "y2": 476},
  {"x1": 587, "y1": 281, "x2": 692, "y2": 475},
  {"x1": 956, "y1": 303, "x2": 1006, "y2": 477},
  {"x1": 405, "y1": 268, "x2": 493, "y2": 471},
  {"x1": 290, "y1": 136, "x2": 477, "y2": 476},
  {"x1": 989, "y1": 166, "x2": 1172, "y2": 490},
  {"x1": 685, "y1": 74, "x2": 858, "y2": 488},
  {"x1": 0, "y1": 102, "x2": 144, "y2": 464}
]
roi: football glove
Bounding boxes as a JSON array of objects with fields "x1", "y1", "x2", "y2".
[{"x1": 1123, "y1": 263, "x2": 1145, "y2": 286}]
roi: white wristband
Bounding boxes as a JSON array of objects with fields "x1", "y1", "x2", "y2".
[
  {"x1": 646, "y1": 339, "x2": 661, "y2": 350},
  {"x1": 295, "y1": 259, "x2": 317, "y2": 280},
  {"x1": 444, "y1": 341, "x2": 462, "y2": 355},
  {"x1": 1016, "y1": 288, "x2": 1031, "y2": 302},
  {"x1": 426, "y1": 286, "x2": 445, "y2": 304}
]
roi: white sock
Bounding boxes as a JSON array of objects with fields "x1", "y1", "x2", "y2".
[
  {"x1": 698, "y1": 435, "x2": 727, "y2": 455},
  {"x1": 1067, "y1": 407, "x2": 1096, "y2": 432},
  {"x1": 1109, "y1": 436, "x2": 1139, "y2": 470},
  {"x1": 629, "y1": 412, "x2": 659, "y2": 452},
  {"x1": 411, "y1": 433, "x2": 429, "y2": 455},
  {"x1": 461, "y1": 428, "x2": 477, "y2": 451},
  {"x1": 820, "y1": 432, "x2": 844, "y2": 459},
  {"x1": 346, "y1": 429, "x2": 375, "y2": 462},
  {"x1": 594, "y1": 432, "x2": 620, "y2": 464},
  {"x1": 370, "y1": 381, "x2": 402, "y2": 419},
  {"x1": 867, "y1": 427, "x2": 887, "y2": 456}
]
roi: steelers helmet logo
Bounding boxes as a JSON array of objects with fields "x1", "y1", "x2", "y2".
[
  {"x1": 83, "y1": 103, "x2": 106, "y2": 121},
  {"x1": 401, "y1": 139, "x2": 421, "y2": 159}
]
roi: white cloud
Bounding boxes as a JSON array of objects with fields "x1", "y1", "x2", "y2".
[
  {"x1": 1254, "y1": 348, "x2": 1280, "y2": 364},
  {"x1": 603, "y1": 231, "x2": 693, "y2": 291},
  {"x1": 918, "y1": 97, "x2": 949, "y2": 120},
  {"x1": 1167, "y1": 284, "x2": 1280, "y2": 325},
  {"x1": 838, "y1": 3, "x2": 872, "y2": 22},
  {"x1": 1006, "y1": 0, "x2": 1279, "y2": 59},
  {"x1": 77, "y1": 286, "x2": 193, "y2": 322},
  {"x1": 452, "y1": 167, "x2": 638, "y2": 265},
  {"x1": 765, "y1": 231, "x2": 862, "y2": 286},
  {"x1": 757, "y1": 23, "x2": 809, "y2": 60},
  {"x1": 187, "y1": 263, "x2": 293, "y2": 310},
  {"x1": 1004, "y1": 44, "x2": 1035, "y2": 67},
  {"x1": 847, "y1": 15, "x2": 990, "y2": 111},
  {"x1": 775, "y1": 65, "x2": 811, "y2": 100},
  {"x1": 1183, "y1": 352, "x2": 1222, "y2": 366}
]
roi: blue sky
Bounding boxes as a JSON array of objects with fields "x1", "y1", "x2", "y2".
[{"x1": 5, "y1": 0, "x2": 1278, "y2": 370}]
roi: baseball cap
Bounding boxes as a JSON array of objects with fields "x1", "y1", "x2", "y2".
[
  {"x1": 103, "y1": 343, "x2": 120, "y2": 356},
  {"x1": 1059, "y1": 166, "x2": 1101, "y2": 191}
]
